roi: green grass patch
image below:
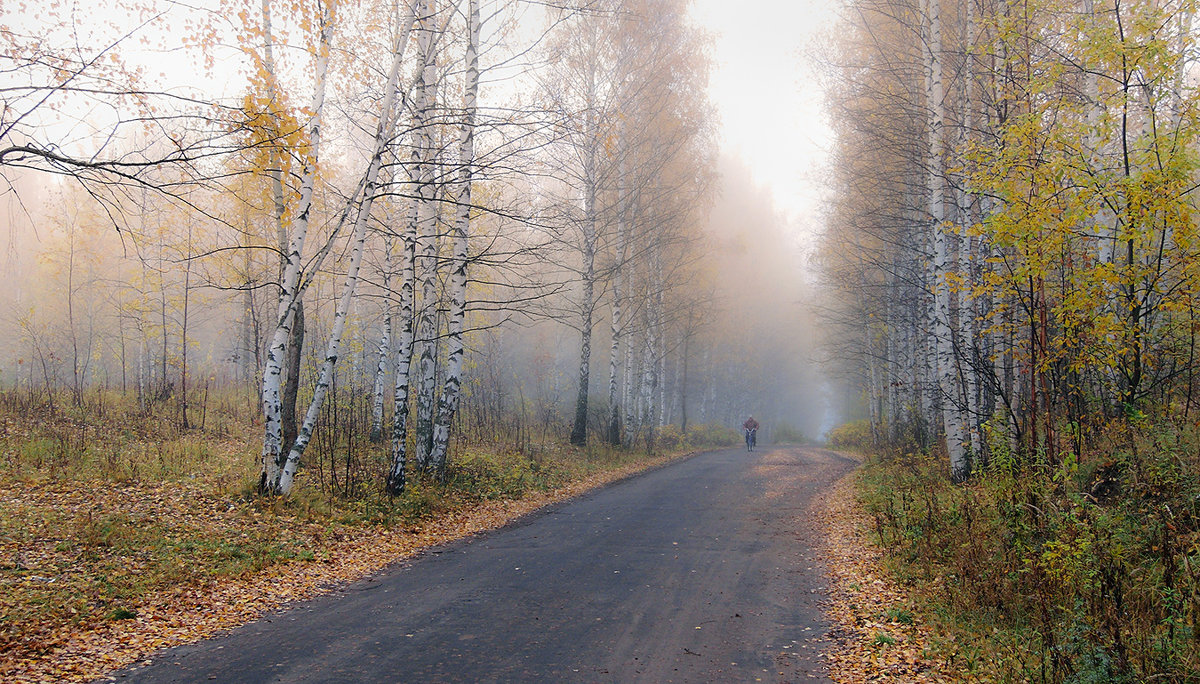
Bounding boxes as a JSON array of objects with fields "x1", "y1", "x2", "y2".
[{"x1": 873, "y1": 632, "x2": 898, "y2": 647}]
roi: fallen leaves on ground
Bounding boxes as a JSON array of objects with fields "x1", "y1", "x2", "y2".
[
  {"x1": 811, "y1": 467, "x2": 949, "y2": 683},
  {"x1": 0, "y1": 455, "x2": 684, "y2": 684}
]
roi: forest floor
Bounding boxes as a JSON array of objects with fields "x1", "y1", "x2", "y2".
[
  {"x1": 0, "y1": 402, "x2": 699, "y2": 684},
  {"x1": 813, "y1": 463, "x2": 951, "y2": 683}
]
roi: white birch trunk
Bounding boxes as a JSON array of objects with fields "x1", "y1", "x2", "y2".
[
  {"x1": 638, "y1": 297, "x2": 656, "y2": 446},
  {"x1": 369, "y1": 242, "x2": 394, "y2": 444},
  {"x1": 956, "y1": 2, "x2": 979, "y2": 460},
  {"x1": 387, "y1": 207, "x2": 417, "y2": 494},
  {"x1": 413, "y1": 0, "x2": 441, "y2": 469},
  {"x1": 570, "y1": 203, "x2": 597, "y2": 447},
  {"x1": 621, "y1": 324, "x2": 636, "y2": 446},
  {"x1": 606, "y1": 159, "x2": 628, "y2": 446},
  {"x1": 275, "y1": 6, "x2": 408, "y2": 494},
  {"x1": 430, "y1": 0, "x2": 480, "y2": 477},
  {"x1": 653, "y1": 266, "x2": 665, "y2": 429},
  {"x1": 924, "y1": 0, "x2": 967, "y2": 480},
  {"x1": 259, "y1": 1, "x2": 335, "y2": 493},
  {"x1": 866, "y1": 317, "x2": 880, "y2": 444},
  {"x1": 386, "y1": 0, "x2": 427, "y2": 494},
  {"x1": 569, "y1": 102, "x2": 599, "y2": 447}
]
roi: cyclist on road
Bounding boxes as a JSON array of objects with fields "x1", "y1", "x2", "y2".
[{"x1": 742, "y1": 415, "x2": 759, "y2": 452}]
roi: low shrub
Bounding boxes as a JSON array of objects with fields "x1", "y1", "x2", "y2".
[
  {"x1": 656, "y1": 423, "x2": 685, "y2": 449},
  {"x1": 828, "y1": 419, "x2": 872, "y2": 451},
  {"x1": 685, "y1": 423, "x2": 739, "y2": 447}
]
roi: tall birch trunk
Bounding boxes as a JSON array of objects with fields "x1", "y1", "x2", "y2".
[
  {"x1": 569, "y1": 106, "x2": 599, "y2": 447},
  {"x1": 569, "y1": 210, "x2": 597, "y2": 447},
  {"x1": 259, "y1": 1, "x2": 336, "y2": 494},
  {"x1": 866, "y1": 316, "x2": 880, "y2": 444},
  {"x1": 956, "y1": 1, "x2": 980, "y2": 459},
  {"x1": 924, "y1": 0, "x2": 968, "y2": 480},
  {"x1": 653, "y1": 265, "x2": 665, "y2": 429},
  {"x1": 386, "y1": 0, "x2": 427, "y2": 494},
  {"x1": 606, "y1": 159, "x2": 628, "y2": 446},
  {"x1": 369, "y1": 246, "x2": 393, "y2": 444},
  {"x1": 387, "y1": 208, "x2": 417, "y2": 495},
  {"x1": 413, "y1": 0, "x2": 442, "y2": 469},
  {"x1": 679, "y1": 324, "x2": 691, "y2": 432},
  {"x1": 262, "y1": 0, "x2": 304, "y2": 451},
  {"x1": 275, "y1": 3, "x2": 410, "y2": 495},
  {"x1": 638, "y1": 294, "x2": 656, "y2": 447},
  {"x1": 430, "y1": 0, "x2": 480, "y2": 478},
  {"x1": 622, "y1": 321, "x2": 636, "y2": 446}
]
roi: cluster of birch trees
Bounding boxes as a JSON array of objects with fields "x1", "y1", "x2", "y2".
[
  {"x1": 824, "y1": 0, "x2": 1200, "y2": 478},
  {"x1": 2, "y1": 0, "x2": 730, "y2": 495},
  {"x1": 533, "y1": 0, "x2": 714, "y2": 448}
]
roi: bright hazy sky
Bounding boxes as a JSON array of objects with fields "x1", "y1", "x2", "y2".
[{"x1": 688, "y1": 0, "x2": 840, "y2": 243}]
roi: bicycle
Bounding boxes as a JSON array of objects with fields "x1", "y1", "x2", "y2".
[{"x1": 745, "y1": 427, "x2": 756, "y2": 452}]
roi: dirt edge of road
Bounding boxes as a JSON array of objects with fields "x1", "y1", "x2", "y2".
[
  {"x1": 7, "y1": 450, "x2": 700, "y2": 684},
  {"x1": 812, "y1": 463, "x2": 951, "y2": 683}
]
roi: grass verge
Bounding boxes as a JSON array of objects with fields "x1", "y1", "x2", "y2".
[{"x1": 854, "y1": 421, "x2": 1200, "y2": 682}]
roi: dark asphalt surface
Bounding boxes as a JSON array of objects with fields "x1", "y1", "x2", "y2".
[{"x1": 111, "y1": 446, "x2": 857, "y2": 684}]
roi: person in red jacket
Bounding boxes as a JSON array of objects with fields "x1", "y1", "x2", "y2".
[{"x1": 742, "y1": 415, "x2": 759, "y2": 451}]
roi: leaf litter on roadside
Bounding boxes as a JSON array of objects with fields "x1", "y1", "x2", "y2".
[{"x1": 811, "y1": 469, "x2": 949, "y2": 683}]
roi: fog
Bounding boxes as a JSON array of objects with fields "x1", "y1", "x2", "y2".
[{"x1": 0, "y1": 0, "x2": 839, "y2": 460}]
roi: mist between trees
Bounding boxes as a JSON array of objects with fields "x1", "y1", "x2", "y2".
[{"x1": 0, "y1": 0, "x2": 827, "y2": 498}]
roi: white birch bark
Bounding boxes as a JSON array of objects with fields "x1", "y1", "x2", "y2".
[
  {"x1": 924, "y1": 0, "x2": 967, "y2": 480},
  {"x1": 385, "y1": 0, "x2": 428, "y2": 492},
  {"x1": 570, "y1": 201, "x2": 597, "y2": 447},
  {"x1": 653, "y1": 264, "x2": 665, "y2": 429},
  {"x1": 621, "y1": 322, "x2": 636, "y2": 446},
  {"x1": 606, "y1": 157, "x2": 628, "y2": 445},
  {"x1": 569, "y1": 104, "x2": 599, "y2": 447},
  {"x1": 956, "y1": 1, "x2": 980, "y2": 460},
  {"x1": 885, "y1": 294, "x2": 900, "y2": 442},
  {"x1": 866, "y1": 316, "x2": 880, "y2": 443},
  {"x1": 387, "y1": 205, "x2": 417, "y2": 494},
  {"x1": 638, "y1": 291, "x2": 656, "y2": 446},
  {"x1": 275, "y1": 6, "x2": 409, "y2": 495},
  {"x1": 259, "y1": 1, "x2": 336, "y2": 493},
  {"x1": 429, "y1": 0, "x2": 480, "y2": 477},
  {"x1": 620, "y1": 201, "x2": 639, "y2": 447},
  {"x1": 413, "y1": 0, "x2": 442, "y2": 469},
  {"x1": 369, "y1": 240, "x2": 394, "y2": 444}
]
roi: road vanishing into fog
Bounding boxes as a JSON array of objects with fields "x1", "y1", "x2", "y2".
[{"x1": 113, "y1": 446, "x2": 857, "y2": 684}]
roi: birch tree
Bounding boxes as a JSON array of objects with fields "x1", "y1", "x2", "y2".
[
  {"x1": 922, "y1": 0, "x2": 968, "y2": 480},
  {"x1": 258, "y1": 0, "x2": 338, "y2": 494},
  {"x1": 429, "y1": 0, "x2": 481, "y2": 477},
  {"x1": 411, "y1": 0, "x2": 445, "y2": 469},
  {"x1": 273, "y1": 1, "x2": 418, "y2": 495}
]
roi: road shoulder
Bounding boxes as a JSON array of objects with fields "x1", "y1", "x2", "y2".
[{"x1": 810, "y1": 463, "x2": 950, "y2": 682}]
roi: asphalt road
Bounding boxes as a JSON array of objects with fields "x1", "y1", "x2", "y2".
[{"x1": 112, "y1": 445, "x2": 857, "y2": 684}]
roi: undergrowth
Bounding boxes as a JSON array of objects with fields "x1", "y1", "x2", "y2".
[{"x1": 857, "y1": 419, "x2": 1200, "y2": 682}]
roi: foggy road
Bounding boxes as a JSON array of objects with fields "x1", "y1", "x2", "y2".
[{"x1": 112, "y1": 446, "x2": 857, "y2": 684}]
